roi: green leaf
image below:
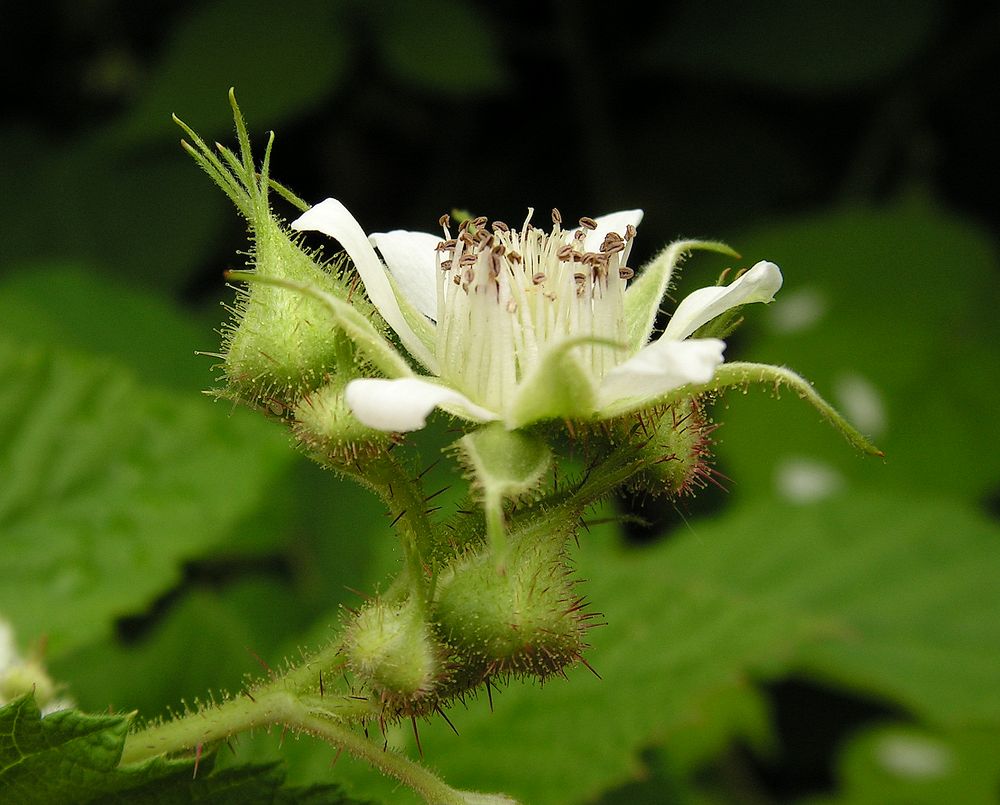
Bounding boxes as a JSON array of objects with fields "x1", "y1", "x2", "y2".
[
  {"x1": 118, "y1": 0, "x2": 350, "y2": 145},
  {"x1": 0, "y1": 264, "x2": 209, "y2": 393},
  {"x1": 0, "y1": 339, "x2": 292, "y2": 658},
  {"x1": 0, "y1": 695, "x2": 361, "y2": 804},
  {"x1": 812, "y1": 724, "x2": 1000, "y2": 805},
  {"x1": 715, "y1": 197, "x2": 1000, "y2": 503},
  {"x1": 368, "y1": 0, "x2": 506, "y2": 95},
  {"x1": 647, "y1": 0, "x2": 942, "y2": 93},
  {"x1": 49, "y1": 580, "x2": 310, "y2": 719},
  {"x1": 400, "y1": 495, "x2": 1000, "y2": 803}
]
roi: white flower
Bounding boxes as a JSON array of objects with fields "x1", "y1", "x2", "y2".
[{"x1": 291, "y1": 199, "x2": 782, "y2": 432}]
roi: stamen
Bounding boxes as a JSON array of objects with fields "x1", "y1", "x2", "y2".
[{"x1": 551, "y1": 207, "x2": 562, "y2": 225}]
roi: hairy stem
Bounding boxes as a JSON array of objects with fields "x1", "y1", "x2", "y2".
[
  {"x1": 120, "y1": 686, "x2": 473, "y2": 804},
  {"x1": 338, "y1": 450, "x2": 434, "y2": 606}
]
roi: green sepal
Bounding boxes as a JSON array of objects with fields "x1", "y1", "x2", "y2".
[
  {"x1": 456, "y1": 422, "x2": 552, "y2": 504},
  {"x1": 456, "y1": 423, "x2": 553, "y2": 571},
  {"x1": 178, "y1": 92, "x2": 377, "y2": 406},
  {"x1": 624, "y1": 239, "x2": 739, "y2": 351},
  {"x1": 227, "y1": 271, "x2": 413, "y2": 381},
  {"x1": 505, "y1": 337, "x2": 619, "y2": 429},
  {"x1": 609, "y1": 361, "x2": 884, "y2": 457}
]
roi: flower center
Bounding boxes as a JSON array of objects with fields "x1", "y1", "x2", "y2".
[{"x1": 434, "y1": 209, "x2": 636, "y2": 411}]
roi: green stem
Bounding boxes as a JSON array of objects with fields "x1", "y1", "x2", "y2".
[
  {"x1": 483, "y1": 490, "x2": 509, "y2": 573},
  {"x1": 339, "y1": 451, "x2": 434, "y2": 606},
  {"x1": 120, "y1": 687, "x2": 471, "y2": 804}
]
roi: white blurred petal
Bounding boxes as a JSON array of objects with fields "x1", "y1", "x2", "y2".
[
  {"x1": 580, "y1": 209, "x2": 644, "y2": 252},
  {"x1": 370, "y1": 230, "x2": 441, "y2": 321},
  {"x1": 774, "y1": 457, "x2": 843, "y2": 504},
  {"x1": 663, "y1": 260, "x2": 783, "y2": 341},
  {"x1": 291, "y1": 199, "x2": 437, "y2": 371},
  {"x1": 0, "y1": 619, "x2": 18, "y2": 671},
  {"x1": 834, "y1": 372, "x2": 887, "y2": 438},
  {"x1": 597, "y1": 337, "x2": 725, "y2": 408},
  {"x1": 768, "y1": 286, "x2": 826, "y2": 333},
  {"x1": 345, "y1": 377, "x2": 499, "y2": 432}
]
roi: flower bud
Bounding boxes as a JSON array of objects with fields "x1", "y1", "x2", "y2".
[
  {"x1": 620, "y1": 398, "x2": 717, "y2": 499},
  {"x1": 292, "y1": 379, "x2": 393, "y2": 465},
  {"x1": 343, "y1": 598, "x2": 445, "y2": 715},
  {"x1": 222, "y1": 224, "x2": 373, "y2": 410},
  {"x1": 433, "y1": 542, "x2": 591, "y2": 683}
]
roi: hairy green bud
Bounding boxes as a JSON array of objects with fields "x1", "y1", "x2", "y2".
[
  {"x1": 292, "y1": 378, "x2": 393, "y2": 465},
  {"x1": 343, "y1": 599, "x2": 445, "y2": 713},
  {"x1": 433, "y1": 541, "x2": 591, "y2": 682},
  {"x1": 619, "y1": 398, "x2": 717, "y2": 499}
]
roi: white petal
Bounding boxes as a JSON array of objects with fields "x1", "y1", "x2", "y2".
[
  {"x1": 345, "y1": 377, "x2": 499, "y2": 432},
  {"x1": 663, "y1": 260, "x2": 783, "y2": 341},
  {"x1": 580, "y1": 209, "x2": 644, "y2": 253},
  {"x1": 369, "y1": 230, "x2": 441, "y2": 321},
  {"x1": 597, "y1": 338, "x2": 725, "y2": 409},
  {"x1": 291, "y1": 199, "x2": 438, "y2": 371}
]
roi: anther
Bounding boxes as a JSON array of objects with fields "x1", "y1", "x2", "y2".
[
  {"x1": 438, "y1": 213, "x2": 451, "y2": 228},
  {"x1": 492, "y1": 220, "x2": 510, "y2": 232},
  {"x1": 579, "y1": 216, "x2": 598, "y2": 230},
  {"x1": 440, "y1": 259, "x2": 453, "y2": 271},
  {"x1": 625, "y1": 224, "x2": 637, "y2": 240},
  {"x1": 459, "y1": 253, "x2": 477, "y2": 267},
  {"x1": 472, "y1": 215, "x2": 488, "y2": 229},
  {"x1": 551, "y1": 207, "x2": 562, "y2": 225},
  {"x1": 618, "y1": 266, "x2": 635, "y2": 280},
  {"x1": 532, "y1": 272, "x2": 547, "y2": 285},
  {"x1": 508, "y1": 250, "x2": 522, "y2": 263},
  {"x1": 556, "y1": 244, "x2": 575, "y2": 260}
]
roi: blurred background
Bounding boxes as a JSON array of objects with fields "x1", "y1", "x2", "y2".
[{"x1": 2, "y1": 1, "x2": 998, "y2": 803}]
